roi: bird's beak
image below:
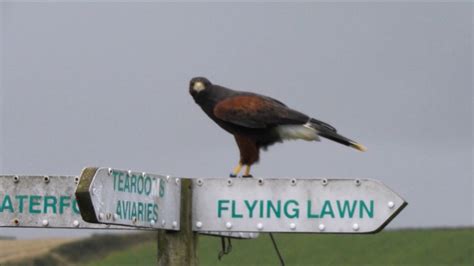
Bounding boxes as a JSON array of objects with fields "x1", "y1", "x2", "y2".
[{"x1": 193, "y1": 81, "x2": 205, "y2": 93}]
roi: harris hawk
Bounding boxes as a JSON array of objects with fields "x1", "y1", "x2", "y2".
[{"x1": 189, "y1": 77, "x2": 367, "y2": 177}]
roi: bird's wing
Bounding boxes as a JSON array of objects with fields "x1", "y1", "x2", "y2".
[{"x1": 213, "y1": 95, "x2": 308, "y2": 128}]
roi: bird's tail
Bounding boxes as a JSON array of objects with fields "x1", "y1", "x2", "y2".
[{"x1": 308, "y1": 118, "x2": 367, "y2": 152}]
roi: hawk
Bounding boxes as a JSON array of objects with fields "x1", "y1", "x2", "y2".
[{"x1": 189, "y1": 77, "x2": 367, "y2": 177}]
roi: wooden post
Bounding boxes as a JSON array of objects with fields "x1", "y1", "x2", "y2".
[{"x1": 157, "y1": 179, "x2": 198, "y2": 266}]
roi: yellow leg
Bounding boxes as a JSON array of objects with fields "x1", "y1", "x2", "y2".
[
  {"x1": 244, "y1": 165, "x2": 251, "y2": 177},
  {"x1": 231, "y1": 163, "x2": 243, "y2": 177}
]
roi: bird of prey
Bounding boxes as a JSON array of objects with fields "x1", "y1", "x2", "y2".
[{"x1": 189, "y1": 77, "x2": 367, "y2": 177}]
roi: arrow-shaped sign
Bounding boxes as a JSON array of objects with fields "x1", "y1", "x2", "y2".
[
  {"x1": 75, "y1": 167, "x2": 181, "y2": 230},
  {"x1": 192, "y1": 178, "x2": 407, "y2": 233}
]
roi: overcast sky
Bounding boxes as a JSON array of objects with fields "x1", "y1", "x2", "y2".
[{"x1": 0, "y1": 2, "x2": 472, "y2": 239}]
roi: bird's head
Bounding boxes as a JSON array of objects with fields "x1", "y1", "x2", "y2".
[{"x1": 189, "y1": 77, "x2": 212, "y2": 98}]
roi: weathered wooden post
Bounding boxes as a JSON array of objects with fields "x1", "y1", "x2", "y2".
[{"x1": 157, "y1": 178, "x2": 198, "y2": 266}]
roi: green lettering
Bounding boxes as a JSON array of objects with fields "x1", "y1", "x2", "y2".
[
  {"x1": 231, "y1": 201, "x2": 243, "y2": 218},
  {"x1": 43, "y1": 196, "x2": 57, "y2": 214},
  {"x1": 337, "y1": 200, "x2": 357, "y2": 218},
  {"x1": 320, "y1": 200, "x2": 335, "y2": 218},
  {"x1": 138, "y1": 202, "x2": 144, "y2": 221},
  {"x1": 130, "y1": 175, "x2": 137, "y2": 194},
  {"x1": 59, "y1": 196, "x2": 71, "y2": 214},
  {"x1": 244, "y1": 200, "x2": 257, "y2": 218},
  {"x1": 307, "y1": 200, "x2": 319, "y2": 218},
  {"x1": 72, "y1": 199, "x2": 80, "y2": 214},
  {"x1": 360, "y1": 200, "x2": 374, "y2": 218},
  {"x1": 217, "y1": 200, "x2": 230, "y2": 218},
  {"x1": 124, "y1": 174, "x2": 130, "y2": 192},
  {"x1": 29, "y1": 195, "x2": 41, "y2": 214},
  {"x1": 116, "y1": 200, "x2": 122, "y2": 219},
  {"x1": 15, "y1": 195, "x2": 28, "y2": 213},
  {"x1": 1, "y1": 195, "x2": 14, "y2": 213},
  {"x1": 284, "y1": 200, "x2": 299, "y2": 218},
  {"x1": 267, "y1": 200, "x2": 281, "y2": 218}
]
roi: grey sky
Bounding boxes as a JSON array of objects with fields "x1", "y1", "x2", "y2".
[{"x1": 0, "y1": 2, "x2": 472, "y2": 239}]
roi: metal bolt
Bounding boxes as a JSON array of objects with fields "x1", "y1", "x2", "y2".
[
  {"x1": 290, "y1": 223, "x2": 296, "y2": 230},
  {"x1": 354, "y1": 179, "x2": 361, "y2": 186},
  {"x1": 388, "y1": 201, "x2": 395, "y2": 209},
  {"x1": 113, "y1": 213, "x2": 118, "y2": 221},
  {"x1": 321, "y1": 178, "x2": 328, "y2": 186},
  {"x1": 13, "y1": 176, "x2": 19, "y2": 183},
  {"x1": 43, "y1": 176, "x2": 50, "y2": 183},
  {"x1": 13, "y1": 218, "x2": 19, "y2": 226},
  {"x1": 258, "y1": 178, "x2": 264, "y2": 185},
  {"x1": 166, "y1": 175, "x2": 171, "y2": 182},
  {"x1": 73, "y1": 220, "x2": 80, "y2": 227},
  {"x1": 196, "y1": 221, "x2": 203, "y2": 228},
  {"x1": 74, "y1": 176, "x2": 79, "y2": 184},
  {"x1": 227, "y1": 179, "x2": 233, "y2": 186},
  {"x1": 352, "y1": 223, "x2": 359, "y2": 231},
  {"x1": 318, "y1": 224, "x2": 325, "y2": 231},
  {"x1": 225, "y1": 222, "x2": 232, "y2": 229},
  {"x1": 42, "y1": 219, "x2": 49, "y2": 227},
  {"x1": 150, "y1": 219, "x2": 156, "y2": 226},
  {"x1": 108, "y1": 168, "x2": 113, "y2": 176},
  {"x1": 197, "y1": 179, "x2": 203, "y2": 186},
  {"x1": 175, "y1": 178, "x2": 180, "y2": 185},
  {"x1": 132, "y1": 217, "x2": 138, "y2": 224},
  {"x1": 142, "y1": 172, "x2": 147, "y2": 177},
  {"x1": 172, "y1": 221, "x2": 178, "y2": 228},
  {"x1": 128, "y1": 170, "x2": 132, "y2": 176},
  {"x1": 98, "y1": 213, "x2": 104, "y2": 220},
  {"x1": 290, "y1": 178, "x2": 297, "y2": 186},
  {"x1": 257, "y1": 223, "x2": 263, "y2": 230}
]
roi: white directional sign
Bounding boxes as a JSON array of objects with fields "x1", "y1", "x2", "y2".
[
  {"x1": 192, "y1": 178, "x2": 407, "y2": 233},
  {"x1": 0, "y1": 175, "x2": 130, "y2": 229},
  {"x1": 75, "y1": 167, "x2": 181, "y2": 230}
]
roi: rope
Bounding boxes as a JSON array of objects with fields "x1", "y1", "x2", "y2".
[
  {"x1": 218, "y1": 236, "x2": 232, "y2": 260},
  {"x1": 269, "y1": 233, "x2": 285, "y2": 266}
]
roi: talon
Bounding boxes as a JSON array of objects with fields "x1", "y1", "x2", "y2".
[
  {"x1": 242, "y1": 175, "x2": 253, "y2": 178},
  {"x1": 244, "y1": 165, "x2": 252, "y2": 177},
  {"x1": 229, "y1": 173, "x2": 237, "y2": 178},
  {"x1": 231, "y1": 163, "x2": 243, "y2": 177}
]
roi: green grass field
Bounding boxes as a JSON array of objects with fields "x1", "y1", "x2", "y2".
[{"x1": 88, "y1": 228, "x2": 473, "y2": 266}]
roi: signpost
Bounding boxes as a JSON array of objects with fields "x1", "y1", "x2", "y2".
[
  {"x1": 75, "y1": 167, "x2": 181, "y2": 230},
  {"x1": 0, "y1": 175, "x2": 128, "y2": 229},
  {"x1": 192, "y1": 178, "x2": 407, "y2": 233}
]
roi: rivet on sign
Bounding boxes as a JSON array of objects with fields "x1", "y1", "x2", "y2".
[
  {"x1": 258, "y1": 178, "x2": 264, "y2": 185},
  {"x1": 161, "y1": 220, "x2": 166, "y2": 226},
  {"x1": 74, "y1": 177, "x2": 79, "y2": 184},
  {"x1": 354, "y1": 179, "x2": 361, "y2": 186},
  {"x1": 128, "y1": 170, "x2": 132, "y2": 176},
  {"x1": 318, "y1": 224, "x2": 325, "y2": 231},
  {"x1": 290, "y1": 223, "x2": 296, "y2": 230},
  {"x1": 352, "y1": 223, "x2": 359, "y2": 231},
  {"x1": 290, "y1": 178, "x2": 297, "y2": 186},
  {"x1": 132, "y1": 217, "x2": 138, "y2": 224},
  {"x1": 108, "y1": 168, "x2": 113, "y2": 176},
  {"x1": 13, "y1": 176, "x2": 19, "y2": 183},
  {"x1": 172, "y1": 221, "x2": 178, "y2": 228},
  {"x1": 98, "y1": 213, "x2": 104, "y2": 220},
  {"x1": 73, "y1": 220, "x2": 80, "y2": 227},
  {"x1": 113, "y1": 214, "x2": 118, "y2": 221},
  {"x1": 196, "y1": 221, "x2": 203, "y2": 228},
  {"x1": 227, "y1": 179, "x2": 233, "y2": 186},
  {"x1": 388, "y1": 201, "x2": 395, "y2": 209},
  {"x1": 142, "y1": 172, "x2": 147, "y2": 177},
  {"x1": 225, "y1": 222, "x2": 232, "y2": 229},
  {"x1": 175, "y1": 178, "x2": 180, "y2": 185},
  {"x1": 197, "y1": 179, "x2": 203, "y2": 186},
  {"x1": 42, "y1": 219, "x2": 49, "y2": 227},
  {"x1": 150, "y1": 219, "x2": 156, "y2": 226},
  {"x1": 43, "y1": 176, "x2": 50, "y2": 183},
  {"x1": 166, "y1": 175, "x2": 171, "y2": 182},
  {"x1": 13, "y1": 218, "x2": 20, "y2": 226},
  {"x1": 321, "y1": 178, "x2": 328, "y2": 186},
  {"x1": 257, "y1": 223, "x2": 264, "y2": 230}
]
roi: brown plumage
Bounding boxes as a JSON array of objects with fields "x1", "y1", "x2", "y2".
[{"x1": 189, "y1": 77, "x2": 366, "y2": 177}]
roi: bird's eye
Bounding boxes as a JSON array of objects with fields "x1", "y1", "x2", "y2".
[{"x1": 193, "y1": 81, "x2": 205, "y2": 92}]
